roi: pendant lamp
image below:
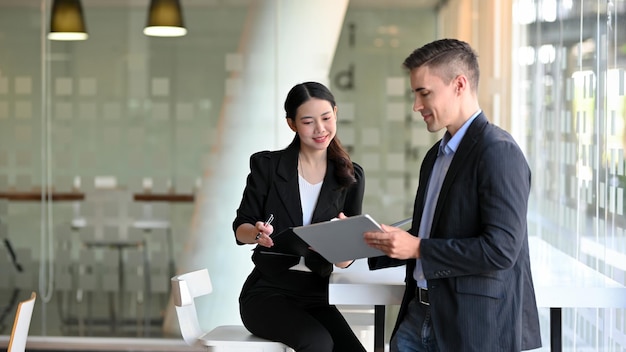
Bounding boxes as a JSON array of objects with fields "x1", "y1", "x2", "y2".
[
  {"x1": 48, "y1": 0, "x2": 88, "y2": 41},
  {"x1": 143, "y1": 0, "x2": 188, "y2": 37}
]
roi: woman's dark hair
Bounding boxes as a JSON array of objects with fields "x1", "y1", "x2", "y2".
[{"x1": 284, "y1": 82, "x2": 356, "y2": 188}]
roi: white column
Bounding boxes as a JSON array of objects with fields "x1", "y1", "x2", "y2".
[{"x1": 163, "y1": 0, "x2": 349, "y2": 334}]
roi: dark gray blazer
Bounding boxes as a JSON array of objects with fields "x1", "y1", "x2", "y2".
[
  {"x1": 234, "y1": 142, "x2": 365, "y2": 293},
  {"x1": 371, "y1": 114, "x2": 542, "y2": 351}
]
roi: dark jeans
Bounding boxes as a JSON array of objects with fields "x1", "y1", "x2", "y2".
[
  {"x1": 240, "y1": 292, "x2": 366, "y2": 352},
  {"x1": 390, "y1": 297, "x2": 439, "y2": 352}
]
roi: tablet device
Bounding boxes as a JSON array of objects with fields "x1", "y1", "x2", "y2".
[
  {"x1": 268, "y1": 228, "x2": 310, "y2": 257},
  {"x1": 292, "y1": 214, "x2": 386, "y2": 263}
]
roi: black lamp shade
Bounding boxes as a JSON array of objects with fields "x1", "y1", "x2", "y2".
[
  {"x1": 48, "y1": 0, "x2": 88, "y2": 41},
  {"x1": 144, "y1": 0, "x2": 187, "y2": 37}
]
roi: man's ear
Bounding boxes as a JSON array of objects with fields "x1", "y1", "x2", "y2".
[
  {"x1": 455, "y1": 74, "x2": 469, "y2": 94},
  {"x1": 286, "y1": 118, "x2": 297, "y2": 132}
]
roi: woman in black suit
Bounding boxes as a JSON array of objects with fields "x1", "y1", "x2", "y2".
[{"x1": 232, "y1": 81, "x2": 366, "y2": 352}]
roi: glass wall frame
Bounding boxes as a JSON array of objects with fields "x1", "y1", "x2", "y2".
[{"x1": 513, "y1": 0, "x2": 626, "y2": 350}]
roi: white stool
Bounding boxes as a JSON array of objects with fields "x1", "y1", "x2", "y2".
[{"x1": 171, "y1": 268, "x2": 292, "y2": 352}]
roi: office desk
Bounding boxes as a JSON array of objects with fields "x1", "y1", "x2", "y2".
[
  {"x1": 0, "y1": 191, "x2": 194, "y2": 203},
  {"x1": 133, "y1": 193, "x2": 194, "y2": 203},
  {"x1": 330, "y1": 259, "x2": 403, "y2": 352},
  {"x1": 329, "y1": 236, "x2": 626, "y2": 352},
  {"x1": 529, "y1": 236, "x2": 626, "y2": 351},
  {"x1": 0, "y1": 191, "x2": 84, "y2": 201}
]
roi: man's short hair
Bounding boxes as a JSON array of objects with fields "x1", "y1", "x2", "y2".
[{"x1": 403, "y1": 38, "x2": 480, "y2": 92}]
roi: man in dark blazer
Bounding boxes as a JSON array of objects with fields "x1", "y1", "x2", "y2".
[{"x1": 364, "y1": 39, "x2": 542, "y2": 351}]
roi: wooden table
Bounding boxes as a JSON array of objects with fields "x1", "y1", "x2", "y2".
[
  {"x1": 0, "y1": 191, "x2": 195, "y2": 203},
  {"x1": 133, "y1": 193, "x2": 194, "y2": 203},
  {"x1": 0, "y1": 190, "x2": 195, "y2": 336},
  {"x1": 0, "y1": 191, "x2": 84, "y2": 201}
]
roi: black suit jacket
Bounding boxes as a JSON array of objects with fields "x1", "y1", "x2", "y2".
[
  {"x1": 234, "y1": 142, "x2": 365, "y2": 294},
  {"x1": 371, "y1": 114, "x2": 542, "y2": 351}
]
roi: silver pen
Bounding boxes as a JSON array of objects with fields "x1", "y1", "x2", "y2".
[{"x1": 255, "y1": 213, "x2": 274, "y2": 240}]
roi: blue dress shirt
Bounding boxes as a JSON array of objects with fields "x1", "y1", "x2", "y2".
[{"x1": 413, "y1": 110, "x2": 482, "y2": 287}]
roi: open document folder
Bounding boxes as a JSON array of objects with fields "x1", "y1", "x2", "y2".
[{"x1": 291, "y1": 214, "x2": 410, "y2": 263}]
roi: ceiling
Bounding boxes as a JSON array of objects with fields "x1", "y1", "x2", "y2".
[{"x1": 0, "y1": 0, "x2": 442, "y2": 9}]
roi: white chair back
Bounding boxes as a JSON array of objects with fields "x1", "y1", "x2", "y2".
[
  {"x1": 8, "y1": 291, "x2": 36, "y2": 352},
  {"x1": 171, "y1": 268, "x2": 213, "y2": 346},
  {"x1": 171, "y1": 268, "x2": 291, "y2": 351}
]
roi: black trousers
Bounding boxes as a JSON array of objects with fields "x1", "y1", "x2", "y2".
[{"x1": 240, "y1": 291, "x2": 367, "y2": 352}]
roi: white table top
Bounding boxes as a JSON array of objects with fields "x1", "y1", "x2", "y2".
[
  {"x1": 529, "y1": 236, "x2": 626, "y2": 308},
  {"x1": 329, "y1": 236, "x2": 626, "y2": 308},
  {"x1": 71, "y1": 218, "x2": 170, "y2": 230},
  {"x1": 330, "y1": 258, "x2": 405, "y2": 306}
]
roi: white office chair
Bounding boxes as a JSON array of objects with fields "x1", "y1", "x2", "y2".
[
  {"x1": 171, "y1": 268, "x2": 291, "y2": 352},
  {"x1": 7, "y1": 291, "x2": 36, "y2": 352}
]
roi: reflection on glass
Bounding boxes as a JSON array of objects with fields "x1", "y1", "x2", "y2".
[{"x1": 515, "y1": 0, "x2": 626, "y2": 349}]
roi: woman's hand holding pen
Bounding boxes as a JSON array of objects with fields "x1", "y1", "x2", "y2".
[{"x1": 255, "y1": 214, "x2": 275, "y2": 247}]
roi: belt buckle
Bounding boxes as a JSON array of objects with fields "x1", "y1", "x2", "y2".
[{"x1": 418, "y1": 287, "x2": 429, "y2": 306}]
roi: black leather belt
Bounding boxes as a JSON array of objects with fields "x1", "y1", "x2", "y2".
[{"x1": 416, "y1": 287, "x2": 429, "y2": 305}]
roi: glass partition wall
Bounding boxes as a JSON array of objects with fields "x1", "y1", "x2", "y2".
[
  {"x1": 0, "y1": 0, "x2": 437, "y2": 346},
  {"x1": 513, "y1": 0, "x2": 626, "y2": 350},
  {"x1": 1, "y1": 0, "x2": 235, "y2": 338}
]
